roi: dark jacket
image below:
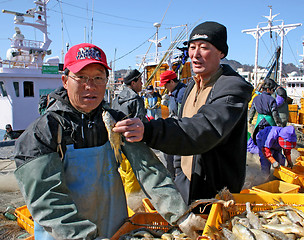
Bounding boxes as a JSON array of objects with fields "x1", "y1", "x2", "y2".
[
  {"x1": 169, "y1": 82, "x2": 186, "y2": 118},
  {"x1": 142, "y1": 64, "x2": 254, "y2": 204},
  {"x1": 112, "y1": 85, "x2": 147, "y2": 121}
]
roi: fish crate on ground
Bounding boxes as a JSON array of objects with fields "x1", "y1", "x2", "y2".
[
  {"x1": 14, "y1": 205, "x2": 34, "y2": 235},
  {"x1": 202, "y1": 193, "x2": 304, "y2": 238},
  {"x1": 273, "y1": 165, "x2": 304, "y2": 188},
  {"x1": 297, "y1": 148, "x2": 304, "y2": 156},
  {"x1": 251, "y1": 180, "x2": 300, "y2": 193},
  {"x1": 142, "y1": 198, "x2": 157, "y2": 213},
  {"x1": 111, "y1": 213, "x2": 170, "y2": 240}
]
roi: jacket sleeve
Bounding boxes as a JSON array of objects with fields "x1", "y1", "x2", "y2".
[
  {"x1": 143, "y1": 93, "x2": 249, "y2": 156},
  {"x1": 14, "y1": 153, "x2": 98, "y2": 239}
]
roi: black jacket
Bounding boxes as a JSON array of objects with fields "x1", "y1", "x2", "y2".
[{"x1": 143, "y1": 64, "x2": 254, "y2": 204}]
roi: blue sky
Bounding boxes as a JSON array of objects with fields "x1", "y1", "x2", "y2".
[{"x1": 0, "y1": 0, "x2": 303, "y2": 71}]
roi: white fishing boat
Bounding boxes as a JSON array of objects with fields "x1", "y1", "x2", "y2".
[{"x1": 0, "y1": 0, "x2": 62, "y2": 131}]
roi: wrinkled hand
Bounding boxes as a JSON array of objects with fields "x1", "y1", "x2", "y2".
[
  {"x1": 178, "y1": 213, "x2": 206, "y2": 240},
  {"x1": 113, "y1": 118, "x2": 144, "y2": 142}
]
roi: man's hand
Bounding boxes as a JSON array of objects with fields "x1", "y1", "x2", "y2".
[
  {"x1": 113, "y1": 118, "x2": 144, "y2": 142},
  {"x1": 178, "y1": 213, "x2": 206, "y2": 240},
  {"x1": 267, "y1": 156, "x2": 280, "y2": 168}
]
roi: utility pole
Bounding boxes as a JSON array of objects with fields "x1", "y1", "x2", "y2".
[{"x1": 242, "y1": 6, "x2": 301, "y2": 87}]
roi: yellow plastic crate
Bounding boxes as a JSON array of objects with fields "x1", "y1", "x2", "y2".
[
  {"x1": 142, "y1": 198, "x2": 157, "y2": 213},
  {"x1": 273, "y1": 165, "x2": 304, "y2": 188},
  {"x1": 252, "y1": 180, "x2": 300, "y2": 193},
  {"x1": 202, "y1": 193, "x2": 304, "y2": 238},
  {"x1": 297, "y1": 148, "x2": 304, "y2": 156},
  {"x1": 14, "y1": 205, "x2": 34, "y2": 235}
]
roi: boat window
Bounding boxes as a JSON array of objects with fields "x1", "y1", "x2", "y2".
[
  {"x1": 24, "y1": 81, "x2": 34, "y2": 97},
  {"x1": 13, "y1": 82, "x2": 19, "y2": 97},
  {"x1": 302, "y1": 83, "x2": 304, "y2": 88},
  {"x1": 0, "y1": 81, "x2": 8, "y2": 97}
]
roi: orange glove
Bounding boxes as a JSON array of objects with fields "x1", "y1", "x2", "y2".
[{"x1": 267, "y1": 156, "x2": 280, "y2": 168}]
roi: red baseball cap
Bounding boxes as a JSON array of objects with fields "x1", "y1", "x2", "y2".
[
  {"x1": 64, "y1": 43, "x2": 111, "y2": 73},
  {"x1": 159, "y1": 70, "x2": 177, "y2": 86},
  {"x1": 278, "y1": 137, "x2": 296, "y2": 149}
]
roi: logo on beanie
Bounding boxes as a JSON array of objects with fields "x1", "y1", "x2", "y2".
[
  {"x1": 192, "y1": 34, "x2": 208, "y2": 40},
  {"x1": 76, "y1": 47, "x2": 102, "y2": 61}
]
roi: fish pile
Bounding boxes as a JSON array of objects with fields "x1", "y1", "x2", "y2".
[
  {"x1": 118, "y1": 227, "x2": 191, "y2": 240},
  {"x1": 206, "y1": 201, "x2": 304, "y2": 240}
]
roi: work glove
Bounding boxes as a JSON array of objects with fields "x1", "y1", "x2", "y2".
[
  {"x1": 178, "y1": 213, "x2": 206, "y2": 239},
  {"x1": 268, "y1": 156, "x2": 280, "y2": 168}
]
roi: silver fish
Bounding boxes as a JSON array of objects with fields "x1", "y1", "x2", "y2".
[
  {"x1": 262, "y1": 223, "x2": 304, "y2": 236},
  {"x1": 250, "y1": 229, "x2": 273, "y2": 240},
  {"x1": 232, "y1": 223, "x2": 256, "y2": 240},
  {"x1": 102, "y1": 110, "x2": 123, "y2": 163}
]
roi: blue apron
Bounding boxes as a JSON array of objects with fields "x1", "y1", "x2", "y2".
[{"x1": 34, "y1": 142, "x2": 127, "y2": 239}]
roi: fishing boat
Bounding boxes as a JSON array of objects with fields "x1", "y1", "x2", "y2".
[{"x1": 0, "y1": 0, "x2": 62, "y2": 132}]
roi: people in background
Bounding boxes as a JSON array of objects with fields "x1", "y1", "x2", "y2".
[
  {"x1": 159, "y1": 70, "x2": 186, "y2": 178},
  {"x1": 145, "y1": 85, "x2": 162, "y2": 120},
  {"x1": 248, "y1": 79, "x2": 283, "y2": 143},
  {"x1": 112, "y1": 69, "x2": 146, "y2": 195},
  {"x1": 264, "y1": 77, "x2": 289, "y2": 127},
  {"x1": 160, "y1": 70, "x2": 186, "y2": 119},
  {"x1": 3, "y1": 124, "x2": 20, "y2": 141},
  {"x1": 256, "y1": 125, "x2": 297, "y2": 174}
]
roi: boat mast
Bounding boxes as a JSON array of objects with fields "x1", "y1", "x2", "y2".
[{"x1": 242, "y1": 6, "x2": 302, "y2": 87}]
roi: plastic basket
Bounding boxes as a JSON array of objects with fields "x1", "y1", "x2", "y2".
[
  {"x1": 297, "y1": 149, "x2": 304, "y2": 156},
  {"x1": 111, "y1": 213, "x2": 170, "y2": 240},
  {"x1": 202, "y1": 193, "x2": 304, "y2": 238},
  {"x1": 14, "y1": 205, "x2": 34, "y2": 235},
  {"x1": 273, "y1": 165, "x2": 304, "y2": 188},
  {"x1": 142, "y1": 198, "x2": 157, "y2": 213},
  {"x1": 252, "y1": 180, "x2": 300, "y2": 193}
]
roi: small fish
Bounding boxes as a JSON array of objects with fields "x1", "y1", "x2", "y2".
[
  {"x1": 246, "y1": 202, "x2": 262, "y2": 229},
  {"x1": 102, "y1": 110, "x2": 123, "y2": 163},
  {"x1": 261, "y1": 229, "x2": 289, "y2": 240},
  {"x1": 250, "y1": 229, "x2": 273, "y2": 240},
  {"x1": 232, "y1": 223, "x2": 256, "y2": 240},
  {"x1": 262, "y1": 223, "x2": 304, "y2": 236}
]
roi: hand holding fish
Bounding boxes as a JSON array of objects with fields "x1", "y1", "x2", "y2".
[{"x1": 113, "y1": 118, "x2": 144, "y2": 142}]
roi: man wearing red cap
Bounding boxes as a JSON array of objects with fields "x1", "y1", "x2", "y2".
[
  {"x1": 14, "y1": 43, "x2": 194, "y2": 239},
  {"x1": 256, "y1": 125, "x2": 297, "y2": 174},
  {"x1": 159, "y1": 70, "x2": 186, "y2": 178},
  {"x1": 159, "y1": 70, "x2": 186, "y2": 119}
]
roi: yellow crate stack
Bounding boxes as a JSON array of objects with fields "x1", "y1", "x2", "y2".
[{"x1": 288, "y1": 104, "x2": 298, "y2": 123}]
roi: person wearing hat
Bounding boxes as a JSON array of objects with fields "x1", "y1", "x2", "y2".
[
  {"x1": 112, "y1": 69, "x2": 146, "y2": 121},
  {"x1": 144, "y1": 85, "x2": 162, "y2": 119},
  {"x1": 256, "y1": 125, "x2": 297, "y2": 174},
  {"x1": 112, "y1": 69, "x2": 146, "y2": 195},
  {"x1": 159, "y1": 70, "x2": 186, "y2": 119},
  {"x1": 14, "y1": 43, "x2": 200, "y2": 240},
  {"x1": 248, "y1": 79, "x2": 283, "y2": 143},
  {"x1": 264, "y1": 77, "x2": 289, "y2": 127},
  {"x1": 114, "y1": 21, "x2": 253, "y2": 213},
  {"x1": 3, "y1": 124, "x2": 20, "y2": 141}
]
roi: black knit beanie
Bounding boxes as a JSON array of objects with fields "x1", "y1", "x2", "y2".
[
  {"x1": 123, "y1": 69, "x2": 141, "y2": 85},
  {"x1": 188, "y1": 21, "x2": 228, "y2": 58}
]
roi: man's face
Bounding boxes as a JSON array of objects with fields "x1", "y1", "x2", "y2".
[
  {"x1": 131, "y1": 78, "x2": 143, "y2": 93},
  {"x1": 188, "y1": 40, "x2": 224, "y2": 79},
  {"x1": 164, "y1": 80, "x2": 175, "y2": 93},
  {"x1": 6, "y1": 127, "x2": 11, "y2": 133},
  {"x1": 62, "y1": 63, "x2": 107, "y2": 113}
]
